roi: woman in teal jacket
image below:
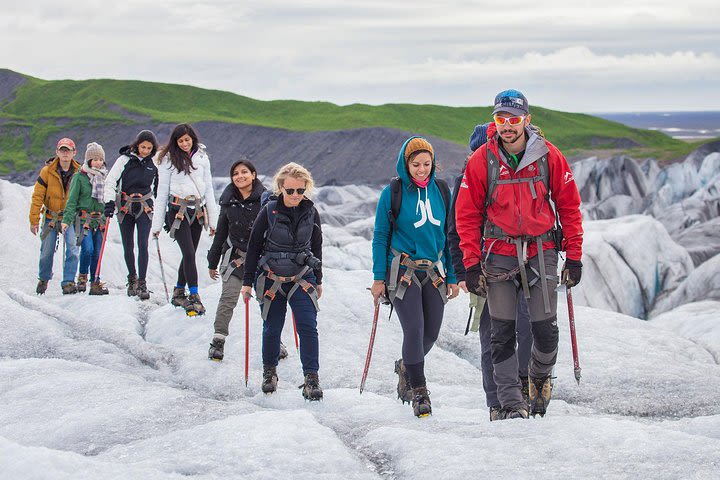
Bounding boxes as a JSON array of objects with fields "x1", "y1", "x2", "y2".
[
  {"x1": 62, "y1": 142, "x2": 109, "y2": 295},
  {"x1": 370, "y1": 136, "x2": 459, "y2": 417}
]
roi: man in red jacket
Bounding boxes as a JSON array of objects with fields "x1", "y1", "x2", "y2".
[{"x1": 455, "y1": 89, "x2": 583, "y2": 419}]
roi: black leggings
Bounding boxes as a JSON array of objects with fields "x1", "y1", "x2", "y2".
[
  {"x1": 391, "y1": 270, "x2": 446, "y2": 388},
  {"x1": 118, "y1": 214, "x2": 152, "y2": 279},
  {"x1": 166, "y1": 210, "x2": 203, "y2": 288}
]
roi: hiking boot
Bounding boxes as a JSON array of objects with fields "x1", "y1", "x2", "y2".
[
  {"x1": 208, "y1": 336, "x2": 225, "y2": 361},
  {"x1": 529, "y1": 375, "x2": 554, "y2": 417},
  {"x1": 171, "y1": 287, "x2": 187, "y2": 307},
  {"x1": 36, "y1": 279, "x2": 48, "y2": 295},
  {"x1": 88, "y1": 280, "x2": 109, "y2": 296},
  {"x1": 278, "y1": 342, "x2": 289, "y2": 360},
  {"x1": 300, "y1": 372, "x2": 323, "y2": 401},
  {"x1": 127, "y1": 274, "x2": 138, "y2": 296},
  {"x1": 489, "y1": 405, "x2": 502, "y2": 422},
  {"x1": 184, "y1": 294, "x2": 205, "y2": 316},
  {"x1": 394, "y1": 359, "x2": 413, "y2": 404},
  {"x1": 262, "y1": 365, "x2": 278, "y2": 393},
  {"x1": 76, "y1": 274, "x2": 88, "y2": 293},
  {"x1": 411, "y1": 385, "x2": 432, "y2": 417},
  {"x1": 61, "y1": 282, "x2": 78, "y2": 295},
  {"x1": 497, "y1": 406, "x2": 529, "y2": 420},
  {"x1": 136, "y1": 279, "x2": 150, "y2": 300},
  {"x1": 520, "y1": 376, "x2": 530, "y2": 406}
]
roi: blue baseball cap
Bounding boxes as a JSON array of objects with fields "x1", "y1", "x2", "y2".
[{"x1": 492, "y1": 89, "x2": 529, "y2": 116}]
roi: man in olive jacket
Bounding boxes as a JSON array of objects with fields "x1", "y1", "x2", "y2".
[{"x1": 29, "y1": 138, "x2": 81, "y2": 294}]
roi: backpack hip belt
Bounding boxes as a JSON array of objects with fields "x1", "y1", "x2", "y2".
[
  {"x1": 117, "y1": 191, "x2": 153, "y2": 224},
  {"x1": 74, "y1": 210, "x2": 106, "y2": 246},
  {"x1": 39, "y1": 209, "x2": 64, "y2": 240},
  {"x1": 167, "y1": 195, "x2": 206, "y2": 239},
  {"x1": 482, "y1": 232, "x2": 555, "y2": 314},
  {"x1": 255, "y1": 264, "x2": 319, "y2": 321},
  {"x1": 387, "y1": 248, "x2": 447, "y2": 305}
]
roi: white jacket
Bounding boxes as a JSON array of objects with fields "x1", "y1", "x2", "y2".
[{"x1": 151, "y1": 144, "x2": 218, "y2": 234}]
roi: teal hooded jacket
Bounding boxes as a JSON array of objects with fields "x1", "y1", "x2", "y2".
[{"x1": 371, "y1": 137, "x2": 457, "y2": 284}]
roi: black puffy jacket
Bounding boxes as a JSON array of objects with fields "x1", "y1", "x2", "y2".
[{"x1": 207, "y1": 181, "x2": 266, "y2": 279}]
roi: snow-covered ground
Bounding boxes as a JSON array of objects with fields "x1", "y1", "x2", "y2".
[{"x1": 1, "y1": 179, "x2": 719, "y2": 479}]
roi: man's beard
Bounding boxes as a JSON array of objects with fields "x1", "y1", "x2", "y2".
[{"x1": 500, "y1": 129, "x2": 522, "y2": 144}]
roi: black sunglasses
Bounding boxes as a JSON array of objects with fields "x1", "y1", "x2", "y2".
[{"x1": 284, "y1": 187, "x2": 306, "y2": 195}]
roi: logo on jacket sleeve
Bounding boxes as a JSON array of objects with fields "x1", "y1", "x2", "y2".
[{"x1": 564, "y1": 171, "x2": 574, "y2": 184}]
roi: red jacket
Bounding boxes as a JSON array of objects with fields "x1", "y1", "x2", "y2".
[{"x1": 455, "y1": 123, "x2": 583, "y2": 268}]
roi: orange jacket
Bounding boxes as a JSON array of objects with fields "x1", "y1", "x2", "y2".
[{"x1": 29, "y1": 157, "x2": 80, "y2": 226}]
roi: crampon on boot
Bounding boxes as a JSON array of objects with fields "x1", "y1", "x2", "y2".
[
  {"x1": 36, "y1": 280, "x2": 48, "y2": 295},
  {"x1": 61, "y1": 282, "x2": 78, "y2": 295},
  {"x1": 171, "y1": 287, "x2": 187, "y2": 307},
  {"x1": 497, "y1": 405, "x2": 529, "y2": 420},
  {"x1": 394, "y1": 359, "x2": 413, "y2": 404},
  {"x1": 489, "y1": 405, "x2": 502, "y2": 422},
  {"x1": 136, "y1": 279, "x2": 150, "y2": 300},
  {"x1": 76, "y1": 274, "x2": 88, "y2": 293},
  {"x1": 278, "y1": 342, "x2": 289, "y2": 360},
  {"x1": 411, "y1": 386, "x2": 432, "y2": 417},
  {"x1": 262, "y1": 365, "x2": 278, "y2": 394},
  {"x1": 126, "y1": 274, "x2": 138, "y2": 296},
  {"x1": 184, "y1": 293, "x2": 205, "y2": 316},
  {"x1": 300, "y1": 372, "x2": 323, "y2": 401},
  {"x1": 88, "y1": 280, "x2": 109, "y2": 296},
  {"x1": 208, "y1": 336, "x2": 225, "y2": 361},
  {"x1": 529, "y1": 375, "x2": 554, "y2": 417}
]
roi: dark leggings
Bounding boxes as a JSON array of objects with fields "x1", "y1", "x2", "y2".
[
  {"x1": 166, "y1": 210, "x2": 203, "y2": 288},
  {"x1": 391, "y1": 270, "x2": 446, "y2": 388},
  {"x1": 118, "y1": 214, "x2": 152, "y2": 279}
]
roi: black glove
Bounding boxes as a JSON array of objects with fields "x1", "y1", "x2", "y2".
[
  {"x1": 104, "y1": 201, "x2": 116, "y2": 218},
  {"x1": 562, "y1": 258, "x2": 583, "y2": 287},
  {"x1": 465, "y1": 263, "x2": 487, "y2": 297}
]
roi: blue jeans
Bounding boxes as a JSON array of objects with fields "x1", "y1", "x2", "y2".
[
  {"x1": 79, "y1": 228, "x2": 104, "y2": 281},
  {"x1": 38, "y1": 219, "x2": 80, "y2": 284},
  {"x1": 259, "y1": 273, "x2": 319, "y2": 374}
]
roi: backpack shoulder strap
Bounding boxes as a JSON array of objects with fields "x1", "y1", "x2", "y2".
[
  {"x1": 386, "y1": 177, "x2": 403, "y2": 254},
  {"x1": 389, "y1": 177, "x2": 402, "y2": 228},
  {"x1": 435, "y1": 178, "x2": 451, "y2": 218},
  {"x1": 485, "y1": 144, "x2": 500, "y2": 212},
  {"x1": 265, "y1": 199, "x2": 278, "y2": 230}
]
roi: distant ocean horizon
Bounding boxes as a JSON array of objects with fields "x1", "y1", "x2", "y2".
[{"x1": 594, "y1": 111, "x2": 720, "y2": 140}]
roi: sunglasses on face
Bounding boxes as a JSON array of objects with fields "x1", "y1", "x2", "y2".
[
  {"x1": 58, "y1": 147, "x2": 74, "y2": 152},
  {"x1": 494, "y1": 115, "x2": 525, "y2": 126},
  {"x1": 284, "y1": 187, "x2": 306, "y2": 195}
]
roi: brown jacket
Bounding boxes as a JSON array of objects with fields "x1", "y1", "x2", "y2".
[{"x1": 29, "y1": 157, "x2": 81, "y2": 226}]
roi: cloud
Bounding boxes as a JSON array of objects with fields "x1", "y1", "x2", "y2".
[{"x1": 0, "y1": 1, "x2": 718, "y2": 112}]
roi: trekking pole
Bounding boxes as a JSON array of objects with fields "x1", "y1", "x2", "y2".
[
  {"x1": 154, "y1": 236, "x2": 170, "y2": 303},
  {"x1": 464, "y1": 307, "x2": 474, "y2": 335},
  {"x1": 566, "y1": 287, "x2": 582, "y2": 384},
  {"x1": 291, "y1": 311, "x2": 300, "y2": 352},
  {"x1": 94, "y1": 219, "x2": 111, "y2": 280},
  {"x1": 359, "y1": 303, "x2": 380, "y2": 394},
  {"x1": 244, "y1": 295, "x2": 250, "y2": 387}
]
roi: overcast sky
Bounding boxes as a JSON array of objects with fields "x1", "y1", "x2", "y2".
[{"x1": 2, "y1": 0, "x2": 719, "y2": 113}]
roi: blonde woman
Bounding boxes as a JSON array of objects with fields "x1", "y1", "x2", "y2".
[{"x1": 241, "y1": 163, "x2": 323, "y2": 400}]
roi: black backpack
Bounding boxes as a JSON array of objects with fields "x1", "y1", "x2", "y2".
[{"x1": 386, "y1": 176, "x2": 451, "y2": 251}]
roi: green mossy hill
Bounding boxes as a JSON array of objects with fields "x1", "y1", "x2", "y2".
[{"x1": 0, "y1": 69, "x2": 708, "y2": 174}]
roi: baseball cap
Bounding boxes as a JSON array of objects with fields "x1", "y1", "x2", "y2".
[
  {"x1": 56, "y1": 138, "x2": 76, "y2": 150},
  {"x1": 492, "y1": 89, "x2": 529, "y2": 116}
]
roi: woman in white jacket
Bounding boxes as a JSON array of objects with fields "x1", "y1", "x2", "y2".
[{"x1": 152, "y1": 123, "x2": 217, "y2": 315}]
